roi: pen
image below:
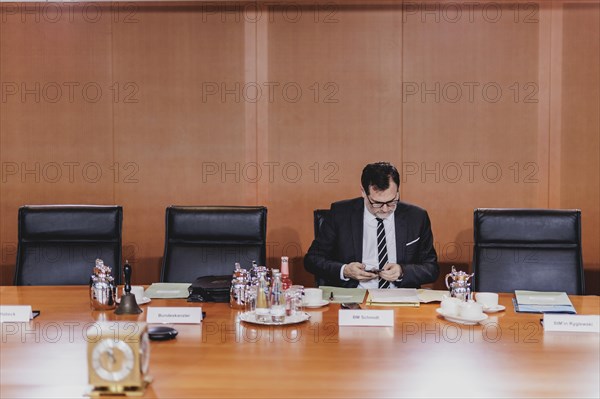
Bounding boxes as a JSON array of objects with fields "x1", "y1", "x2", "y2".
[{"x1": 329, "y1": 292, "x2": 334, "y2": 301}]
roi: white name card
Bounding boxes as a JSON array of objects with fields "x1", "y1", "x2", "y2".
[
  {"x1": 0, "y1": 306, "x2": 33, "y2": 323},
  {"x1": 338, "y1": 309, "x2": 394, "y2": 327},
  {"x1": 147, "y1": 307, "x2": 203, "y2": 324},
  {"x1": 543, "y1": 314, "x2": 600, "y2": 333}
]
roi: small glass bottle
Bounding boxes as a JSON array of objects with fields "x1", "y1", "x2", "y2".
[
  {"x1": 230, "y1": 262, "x2": 247, "y2": 309},
  {"x1": 245, "y1": 261, "x2": 259, "y2": 312},
  {"x1": 257, "y1": 265, "x2": 269, "y2": 282},
  {"x1": 270, "y1": 271, "x2": 286, "y2": 322},
  {"x1": 255, "y1": 270, "x2": 270, "y2": 322},
  {"x1": 280, "y1": 256, "x2": 292, "y2": 290}
]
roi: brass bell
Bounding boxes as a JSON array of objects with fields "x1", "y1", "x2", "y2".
[{"x1": 115, "y1": 261, "x2": 142, "y2": 315}]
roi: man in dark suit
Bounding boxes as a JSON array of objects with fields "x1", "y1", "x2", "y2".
[{"x1": 305, "y1": 162, "x2": 439, "y2": 288}]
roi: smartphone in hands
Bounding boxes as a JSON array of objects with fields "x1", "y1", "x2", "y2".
[{"x1": 363, "y1": 268, "x2": 381, "y2": 275}]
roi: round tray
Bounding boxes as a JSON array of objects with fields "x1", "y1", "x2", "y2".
[{"x1": 239, "y1": 311, "x2": 311, "y2": 326}]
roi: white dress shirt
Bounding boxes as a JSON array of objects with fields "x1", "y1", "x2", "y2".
[{"x1": 340, "y1": 208, "x2": 397, "y2": 288}]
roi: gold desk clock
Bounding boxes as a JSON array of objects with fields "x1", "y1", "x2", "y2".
[{"x1": 87, "y1": 322, "x2": 151, "y2": 396}]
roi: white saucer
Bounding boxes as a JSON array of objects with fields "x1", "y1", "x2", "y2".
[
  {"x1": 116, "y1": 296, "x2": 151, "y2": 305},
  {"x1": 436, "y1": 308, "x2": 488, "y2": 325},
  {"x1": 482, "y1": 304, "x2": 506, "y2": 313},
  {"x1": 303, "y1": 300, "x2": 330, "y2": 308}
]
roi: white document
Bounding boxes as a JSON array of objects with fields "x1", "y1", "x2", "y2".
[
  {"x1": 368, "y1": 288, "x2": 420, "y2": 303},
  {"x1": 416, "y1": 289, "x2": 448, "y2": 303},
  {"x1": 0, "y1": 306, "x2": 33, "y2": 323},
  {"x1": 147, "y1": 307, "x2": 202, "y2": 324},
  {"x1": 144, "y1": 283, "x2": 191, "y2": 299},
  {"x1": 515, "y1": 290, "x2": 573, "y2": 306}
]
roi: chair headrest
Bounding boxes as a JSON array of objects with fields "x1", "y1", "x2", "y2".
[
  {"x1": 19, "y1": 205, "x2": 122, "y2": 241},
  {"x1": 474, "y1": 208, "x2": 580, "y2": 244},
  {"x1": 167, "y1": 206, "x2": 267, "y2": 242}
]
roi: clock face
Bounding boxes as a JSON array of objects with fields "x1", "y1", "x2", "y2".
[
  {"x1": 140, "y1": 332, "x2": 150, "y2": 375},
  {"x1": 91, "y1": 339, "x2": 135, "y2": 382}
]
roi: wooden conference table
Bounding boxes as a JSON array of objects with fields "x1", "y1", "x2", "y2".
[{"x1": 1, "y1": 286, "x2": 599, "y2": 399}]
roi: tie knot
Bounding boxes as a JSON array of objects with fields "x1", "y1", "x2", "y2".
[{"x1": 376, "y1": 218, "x2": 384, "y2": 224}]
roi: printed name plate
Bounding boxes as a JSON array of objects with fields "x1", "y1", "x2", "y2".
[
  {"x1": 147, "y1": 307, "x2": 203, "y2": 324},
  {"x1": 543, "y1": 314, "x2": 600, "y2": 333},
  {"x1": 0, "y1": 306, "x2": 33, "y2": 323},
  {"x1": 338, "y1": 309, "x2": 394, "y2": 327}
]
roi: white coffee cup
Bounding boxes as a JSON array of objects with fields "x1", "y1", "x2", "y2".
[
  {"x1": 304, "y1": 288, "x2": 323, "y2": 304},
  {"x1": 127, "y1": 286, "x2": 145, "y2": 303},
  {"x1": 459, "y1": 301, "x2": 483, "y2": 319},
  {"x1": 476, "y1": 292, "x2": 499, "y2": 309},
  {"x1": 441, "y1": 296, "x2": 461, "y2": 316}
]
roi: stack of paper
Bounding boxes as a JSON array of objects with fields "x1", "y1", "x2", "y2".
[
  {"x1": 318, "y1": 287, "x2": 447, "y2": 304},
  {"x1": 319, "y1": 286, "x2": 366, "y2": 304},
  {"x1": 366, "y1": 288, "x2": 420, "y2": 307},
  {"x1": 514, "y1": 290, "x2": 576, "y2": 314},
  {"x1": 416, "y1": 289, "x2": 448, "y2": 303},
  {"x1": 144, "y1": 283, "x2": 191, "y2": 299}
]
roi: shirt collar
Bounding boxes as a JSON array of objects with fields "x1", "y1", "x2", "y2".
[{"x1": 363, "y1": 207, "x2": 395, "y2": 225}]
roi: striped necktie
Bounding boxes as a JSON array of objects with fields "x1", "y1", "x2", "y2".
[{"x1": 376, "y1": 218, "x2": 390, "y2": 289}]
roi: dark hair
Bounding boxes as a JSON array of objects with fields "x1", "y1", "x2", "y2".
[{"x1": 361, "y1": 162, "x2": 400, "y2": 194}]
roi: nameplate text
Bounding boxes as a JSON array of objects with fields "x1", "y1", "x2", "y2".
[
  {"x1": 0, "y1": 306, "x2": 33, "y2": 323},
  {"x1": 147, "y1": 307, "x2": 203, "y2": 324},
  {"x1": 543, "y1": 314, "x2": 600, "y2": 333},
  {"x1": 338, "y1": 309, "x2": 394, "y2": 326}
]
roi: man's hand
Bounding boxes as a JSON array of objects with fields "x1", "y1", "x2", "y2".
[
  {"x1": 343, "y1": 262, "x2": 378, "y2": 281},
  {"x1": 379, "y1": 263, "x2": 403, "y2": 281}
]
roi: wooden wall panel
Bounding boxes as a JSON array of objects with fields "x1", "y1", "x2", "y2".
[
  {"x1": 1, "y1": 6, "x2": 114, "y2": 282},
  {"x1": 403, "y1": 3, "x2": 541, "y2": 273},
  {"x1": 560, "y1": 4, "x2": 600, "y2": 294},
  {"x1": 112, "y1": 7, "x2": 250, "y2": 283},
  {"x1": 1, "y1": 1, "x2": 598, "y2": 293}
]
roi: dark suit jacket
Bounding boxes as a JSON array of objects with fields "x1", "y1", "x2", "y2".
[{"x1": 304, "y1": 198, "x2": 439, "y2": 288}]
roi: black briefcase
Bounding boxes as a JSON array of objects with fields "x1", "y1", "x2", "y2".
[{"x1": 187, "y1": 275, "x2": 231, "y2": 303}]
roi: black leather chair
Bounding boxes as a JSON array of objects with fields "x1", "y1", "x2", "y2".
[
  {"x1": 160, "y1": 206, "x2": 267, "y2": 283},
  {"x1": 312, "y1": 209, "x2": 331, "y2": 287},
  {"x1": 14, "y1": 205, "x2": 123, "y2": 285},
  {"x1": 473, "y1": 208, "x2": 584, "y2": 294}
]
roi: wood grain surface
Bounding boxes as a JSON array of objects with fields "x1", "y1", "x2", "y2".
[
  {"x1": 1, "y1": 1, "x2": 598, "y2": 293},
  {"x1": 1, "y1": 286, "x2": 598, "y2": 398}
]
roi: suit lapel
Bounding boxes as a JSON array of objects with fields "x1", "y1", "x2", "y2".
[
  {"x1": 351, "y1": 200, "x2": 363, "y2": 261},
  {"x1": 394, "y1": 205, "x2": 407, "y2": 261}
]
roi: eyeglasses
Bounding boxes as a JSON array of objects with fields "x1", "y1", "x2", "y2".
[{"x1": 366, "y1": 194, "x2": 399, "y2": 209}]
